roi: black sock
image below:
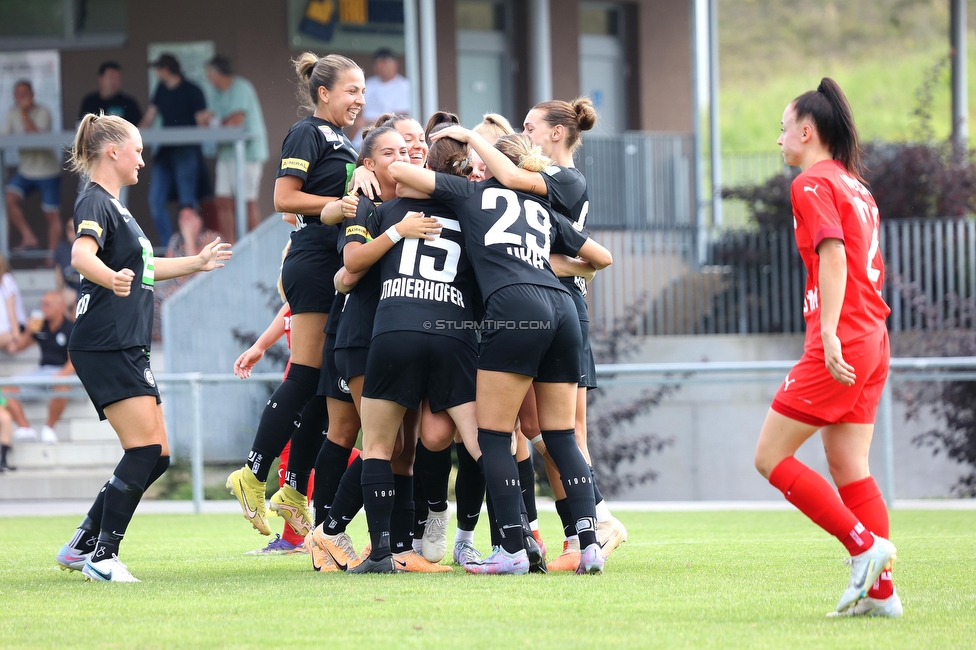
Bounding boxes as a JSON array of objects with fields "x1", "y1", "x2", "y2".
[
  {"x1": 454, "y1": 444, "x2": 484, "y2": 532},
  {"x1": 284, "y1": 395, "x2": 328, "y2": 494},
  {"x1": 478, "y1": 429, "x2": 523, "y2": 555},
  {"x1": 590, "y1": 466, "x2": 606, "y2": 505},
  {"x1": 485, "y1": 490, "x2": 501, "y2": 546},
  {"x1": 419, "y1": 442, "x2": 453, "y2": 513},
  {"x1": 361, "y1": 459, "x2": 395, "y2": 560},
  {"x1": 324, "y1": 455, "x2": 363, "y2": 535},
  {"x1": 412, "y1": 441, "x2": 429, "y2": 542},
  {"x1": 313, "y1": 439, "x2": 352, "y2": 526},
  {"x1": 1, "y1": 443, "x2": 10, "y2": 466},
  {"x1": 145, "y1": 456, "x2": 170, "y2": 489},
  {"x1": 68, "y1": 515, "x2": 100, "y2": 553},
  {"x1": 542, "y1": 429, "x2": 597, "y2": 549},
  {"x1": 246, "y1": 363, "x2": 319, "y2": 482},
  {"x1": 390, "y1": 474, "x2": 414, "y2": 554},
  {"x1": 92, "y1": 444, "x2": 161, "y2": 561},
  {"x1": 554, "y1": 498, "x2": 575, "y2": 539},
  {"x1": 517, "y1": 457, "x2": 538, "y2": 523}
]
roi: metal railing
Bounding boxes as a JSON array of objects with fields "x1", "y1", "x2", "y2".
[
  {"x1": 577, "y1": 133, "x2": 697, "y2": 230},
  {"x1": 0, "y1": 126, "x2": 252, "y2": 259},
  {"x1": 588, "y1": 217, "x2": 976, "y2": 336},
  {"x1": 4, "y1": 356, "x2": 975, "y2": 511}
]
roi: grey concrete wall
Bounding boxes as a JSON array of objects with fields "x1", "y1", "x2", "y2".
[{"x1": 596, "y1": 334, "x2": 968, "y2": 501}]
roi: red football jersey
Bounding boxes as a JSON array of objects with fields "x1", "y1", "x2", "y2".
[{"x1": 790, "y1": 159, "x2": 890, "y2": 356}]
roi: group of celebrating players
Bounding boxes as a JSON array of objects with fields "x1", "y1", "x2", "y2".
[{"x1": 52, "y1": 49, "x2": 898, "y2": 617}]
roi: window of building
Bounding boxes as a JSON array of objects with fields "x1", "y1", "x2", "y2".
[
  {"x1": 580, "y1": 4, "x2": 620, "y2": 36},
  {"x1": 0, "y1": 0, "x2": 126, "y2": 49},
  {"x1": 287, "y1": 0, "x2": 405, "y2": 54}
]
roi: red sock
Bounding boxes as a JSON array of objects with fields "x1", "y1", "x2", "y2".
[
  {"x1": 769, "y1": 457, "x2": 874, "y2": 556},
  {"x1": 839, "y1": 477, "x2": 893, "y2": 598}
]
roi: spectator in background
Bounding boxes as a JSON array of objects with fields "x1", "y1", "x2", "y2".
[
  {"x1": 152, "y1": 207, "x2": 219, "y2": 341},
  {"x1": 140, "y1": 53, "x2": 209, "y2": 246},
  {"x1": 0, "y1": 252, "x2": 26, "y2": 348},
  {"x1": 202, "y1": 55, "x2": 269, "y2": 242},
  {"x1": 2, "y1": 80, "x2": 63, "y2": 252},
  {"x1": 53, "y1": 218, "x2": 81, "y2": 309},
  {"x1": 351, "y1": 48, "x2": 411, "y2": 148},
  {"x1": 78, "y1": 62, "x2": 143, "y2": 126},
  {"x1": 4, "y1": 290, "x2": 74, "y2": 444}
]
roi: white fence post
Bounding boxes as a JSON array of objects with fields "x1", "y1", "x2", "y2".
[
  {"x1": 879, "y1": 380, "x2": 896, "y2": 507},
  {"x1": 190, "y1": 375, "x2": 204, "y2": 514}
]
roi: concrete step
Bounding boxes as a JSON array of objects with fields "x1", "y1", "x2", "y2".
[
  {"x1": 11, "y1": 269, "x2": 57, "y2": 314},
  {"x1": 0, "y1": 468, "x2": 115, "y2": 500},
  {"x1": 6, "y1": 440, "x2": 123, "y2": 470},
  {"x1": 20, "y1": 398, "x2": 97, "y2": 422},
  {"x1": 68, "y1": 418, "x2": 117, "y2": 442}
]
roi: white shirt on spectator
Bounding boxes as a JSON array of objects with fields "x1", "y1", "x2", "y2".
[{"x1": 0, "y1": 273, "x2": 26, "y2": 335}]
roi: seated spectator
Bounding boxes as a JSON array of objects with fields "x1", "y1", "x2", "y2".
[
  {"x1": 0, "y1": 253, "x2": 26, "y2": 348},
  {"x1": 53, "y1": 218, "x2": 81, "y2": 308},
  {"x1": 152, "y1": 207, "x2": 219, "y2": 340},
  {"x1": 4, "y1": 291, "x2": 74, "y2": 444},
  {"x1": 0, "y1": 390, "x2": 13, "y2": 471},
  {"x1": 2, "y1": 80, "x2": 63, "y2": 252}
]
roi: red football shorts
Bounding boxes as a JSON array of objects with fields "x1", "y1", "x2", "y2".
[{"x1": 771, "y1": 328, "x2": 889, "y2": 427}]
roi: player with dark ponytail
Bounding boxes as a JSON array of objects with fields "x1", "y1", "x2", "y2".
[{"x1": 754, "y1": 77, "x2": 898, "y2": 616}]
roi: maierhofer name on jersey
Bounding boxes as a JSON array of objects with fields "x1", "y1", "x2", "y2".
[{"x1": 380, "y1": 276, "x2": 465, "y2": 307}]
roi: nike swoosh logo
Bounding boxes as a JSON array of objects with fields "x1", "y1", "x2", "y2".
[
  {"x1": 65, "y1": 553, "x2": 86, "y2": 562},
  {"x1": 394, "y1": 559, "x2": 407, "y2": 570},
  {"x1": 238, "y1": 479, "x2": 257, "y2": 518},
  {"x1": 466, "y1": 514, "x2": 479, "y2": 519},
  {"x1": 123, "y1": 216, "x2": 130, "y2": 222},
  {"x1": 341, "y1": 516, "x2": 352, "y2": 521},
  {"x1": 87, "y1": 564, "x2": 112, "y2": 581},
  {"x1": 325, "y1": 549, "x2": 347, "y2": 571},
  {"x1": 333, "y1": 142, "x2": 344, "y2": 150}
]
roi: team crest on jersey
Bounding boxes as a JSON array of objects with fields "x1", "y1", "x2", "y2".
[
  {"x1": 55, "y1": 332, "x2": 67, "y2": 347},
  {"x1": 338, "y1": 378, "x2": 350, "y2": 394},
  {"x1": 318, "y1": 125, "x2": 339, "y2": 142},
  {"x1": 144, "y1": 368, "x2": 156, "y2": 387}
]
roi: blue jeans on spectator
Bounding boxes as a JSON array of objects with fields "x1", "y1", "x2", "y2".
[{"x1": 148, "y1": 146, "x2": 199, "y2": 245}]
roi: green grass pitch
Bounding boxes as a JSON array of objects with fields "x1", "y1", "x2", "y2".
[{"x1": 1, "y1": 509, "x2": 973, "y2": 648}]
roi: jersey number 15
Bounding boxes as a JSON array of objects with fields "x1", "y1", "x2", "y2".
[{"x1": 398, "y1": 217, "x2": 461, "y2": 283}]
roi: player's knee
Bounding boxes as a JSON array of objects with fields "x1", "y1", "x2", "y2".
[{"x1": 754, "y1": 446, "x2": 775, "y2": 479}]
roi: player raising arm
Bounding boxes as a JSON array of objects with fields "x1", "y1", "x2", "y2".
[{"x1": 56, "y1": 113, "x2": 230, "y2": 582}]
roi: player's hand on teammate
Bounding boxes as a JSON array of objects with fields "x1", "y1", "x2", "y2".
[
  {"x1": 197, "y1": 237, "x2": 233, "y2": 272},
  {"x1": 429, "y1": 125, "x2": 474, "y2": 144},
  {"x1": 234, "y1": 345, "x2": 264, "y2": 379},
  {"x1": 339, "y1": 194, "x2": 360, "y2": 219},
  {"x1": 822, "y1": 332, "x2": 856, "y2": 385},
  {"x1": 112, "y1": 268, "x2": 135, "y2": 297},
  {"x1": 396, "y1": 211, "x2": 441, "y2": 241},
  {"x1": 349, "y1": 166, "x2": 380, "y2": 200}
]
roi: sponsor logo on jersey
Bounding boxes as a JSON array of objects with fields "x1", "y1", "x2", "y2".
[
  {"x1": 144, "y1": 368, "x2": 156, "y2": 387},
  {"x1": 281, "y1": 158, "x2": 310, "y2": 172},
  {"x1": 543, "y1": 165, "x2": 560, "y2": 177},
  {"x1": 318, "y1": 125, "x2": 339, "y2": 142},
  {"x1": 77, "y1": 220, "x2": 104, "y2": 238},
  {"x1": 345, "y1": 225, "x2": 368, "y2": 239}
]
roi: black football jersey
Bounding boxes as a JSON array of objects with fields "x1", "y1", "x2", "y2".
[
  {"x1": 68, "y1": 183, "x2": 155, "y2": 351},
  {"x1": 370, "y1": 197, "x2": 478, "y2": 350},
  {"x1": 431, "y1": 175, "x2": 568, "y2": 301},
  {"x1": 277, "y1": 116, "x2": 356, "y2": 254},
  {"x1": 542, "y1": 165, "x2": 592, "y2": 297},
  {"x1": 334, "y1": 197, "x2": 382, "y2": 350}
]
